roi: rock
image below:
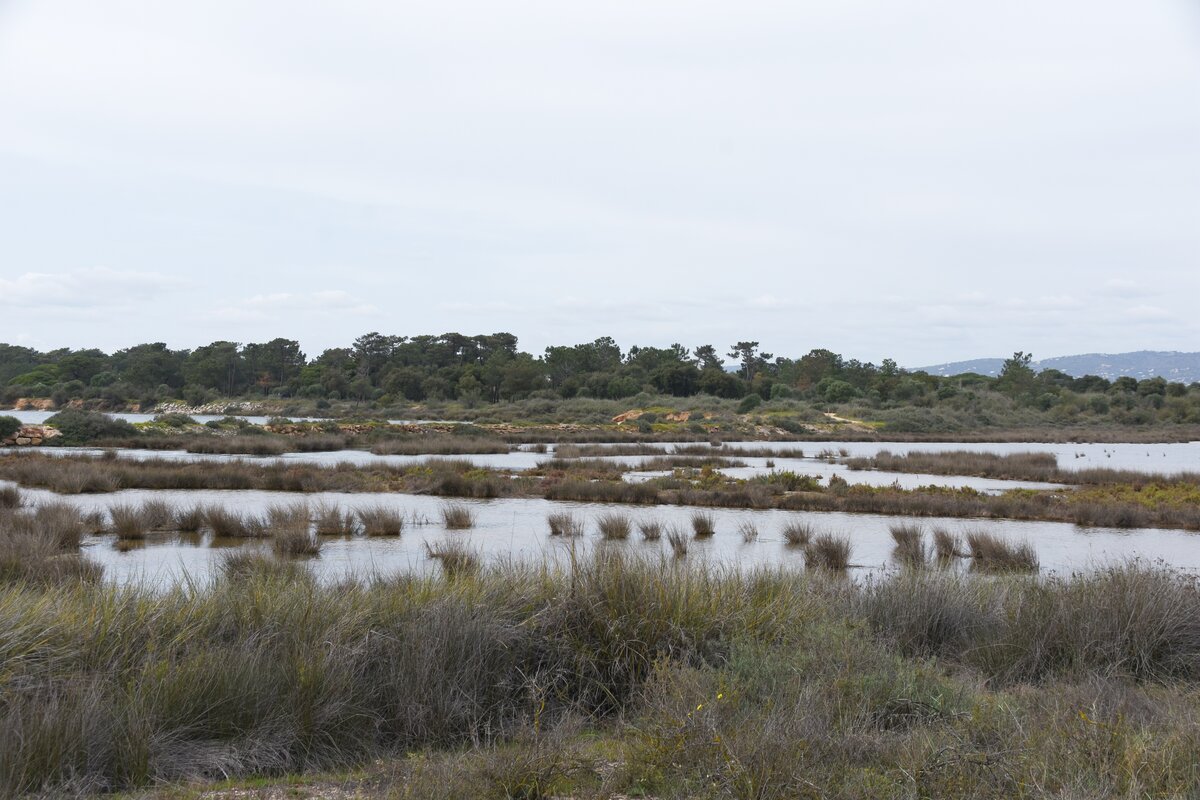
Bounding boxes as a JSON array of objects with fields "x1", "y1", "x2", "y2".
[{"x1": 14, "y1": 437, "x2": 31, "y2": 445}]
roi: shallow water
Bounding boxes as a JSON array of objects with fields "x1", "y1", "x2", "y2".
[
  {"x1": 2, "y1": 409, "x2": 451, "y2": 426},
  {"x1": 713, "y1": 440, "x2": 1200, "y2": 474},
  {"x1": 7, "y1": 482, "x2": 1196, "y2": 586}
]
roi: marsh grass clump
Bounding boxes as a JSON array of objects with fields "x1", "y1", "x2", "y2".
[
  {"x1": 804, "y1": 533, "x2": 851, "y2": 571},
  {"x1": 273, "y1": 528, "x2": 322, "y2": 556},
  {"x1": 547, "y1": 512, "x2": 583, "y2": 537},
  {"x1": 0, "y1": 535, "x2": 102, "y2": 586},
  {"x1": 205, "y1": 506, "x2": 268, "y2": 538},
  {"x1": 185, "y1": 435, "x2": 289, "y2": 456},
  {"x1": 139, "y1": 498, "x2": 177, "y2": 531},
  {"x1": 932, "y1": 527, "x2": 962, "y2": 561},
  {"x1": 107, "y1": 503, "x2": 149, "y2": 540},
  {"x1": 357, "y1": 505, "x2": 405, "y2": 536},
  {"x1": 0, "y1": 486, "x2": 20, "y2": 509},
  {"x1": 691, "y1": 511, "x2": 716, "y2": 538},
  {"x1": 441, "y1": 503, "x2": 477, "y2": 530},
  {"x1": 425, "y1": 539, "x2": 481, "y2": 578},
  {"x1": 666, "y1": 526, "x2": 689, "y2": 558},
  {"x1": 175, "y1": 505, "x2": 206, "y2": 532},
  {"x1": 738, "y1": 520, "x2": 758, "y2": 543},
  {"x1": 596, "y1": 512, "x2": 632, "y2": 540},
  {"x1": 965, "y1": 530, "x2": 1039, "y2": 573},
  {"x1": 638, "y1": 519, "x2": 663, "y2": 541},
  {"x1": 217, "y1": 548, "x2": 311, "y2": 581},
  {"x1": 889, "y1": 523, "x2": 927, "y2": 567},
  {"x1": 313, "y1": 502, "x2": 357, "y2": 536},
  {"x1": 781, "y1": 520, "x2": 814, "y2": 547}
]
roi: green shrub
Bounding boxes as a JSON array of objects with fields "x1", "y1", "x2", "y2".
[
  {"x1": 0, "y1": 415, "x2": 20, "y2": 440},
  {"x1": 44, "y1": 410, "x2": 137, "y2": 444},
  {"x1": 737, "y1": 394, "x2": 763, "y2": 414}
]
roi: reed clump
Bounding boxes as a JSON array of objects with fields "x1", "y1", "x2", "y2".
[
  {"x1": 596, "y1": 512, "x2": 632, "y2": 540},
  {"x1": 205, "y1": 506, "x2": 268, "y2": 538},
  {"x1": 889, "y1": 523, "x2": 927, "y2": 567},
  {"x1": 441, "y1": 503, "x2": 477, "y2": 530},
  {"x1": 691, "y1": 512, "x2": 716, "y2": 538},
  {"x1": 313, "y1": 502, "x2": 357, "y2": 536},
  {"x1": 738, "y1": 521, "x2": 758, "y2": 543},
  {"x1": 932, "y1": 527, "x2": 962, "y2": 561},
  {"x1": 781, "y1": 520, "x2": 814, "y2": 546},
  {"x1": 357, "y1": 505, "x2": 405, "y2": 536},
  {"x1": 666, "y1": 526, "x2": 689, "y2": 557},
  {"x1": 547, "y1": 512, "x2": 584, "y2": 537},
  {"x1": 965, "y1": 530, "x2": 1039, "y2": 573},
  {"x1": 270, "y1": 504, "x2": 321, "y2": 557},
  {"x1": 425, "y1": 539, "x2": 482, "y2": 578},
  {"x1": 638, "y1": 519, "x2": 663, "y2": 541},
  {"x1": 804, "y1": 533, "x2": 851, "y2": 571}
]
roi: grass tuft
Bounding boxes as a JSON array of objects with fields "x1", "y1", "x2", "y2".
[{"x1": 691, "y1": 511, "x2": 716, "y2": 538}]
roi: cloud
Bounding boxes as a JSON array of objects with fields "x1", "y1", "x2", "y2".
[
  {"x1": 0, "y1": 267, "x2": 186, "y2": 309},
  {"x1": 1124, "y1": 304, "x2": 1173, "y2": 321}
]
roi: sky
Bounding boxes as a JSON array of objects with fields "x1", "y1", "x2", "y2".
[{"x1": 1, "y1": 1, "x2": 1198, "y2": 367}]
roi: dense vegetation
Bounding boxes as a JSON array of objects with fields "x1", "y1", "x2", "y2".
[{"x1": 4, "y1": 336, "x2": 1200, "y2": 432}]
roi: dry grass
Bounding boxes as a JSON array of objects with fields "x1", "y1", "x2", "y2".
[
  {"x1": 691, "y1": 511, "x2": 716, "y2": 538},
  {"x1": 738, "y1": 521, "x2": 758, "y2": 543}
]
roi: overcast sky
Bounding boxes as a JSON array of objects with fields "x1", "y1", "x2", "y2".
[{"x1": 1, "y1": 1, "x2": 1198, "y2": 367}]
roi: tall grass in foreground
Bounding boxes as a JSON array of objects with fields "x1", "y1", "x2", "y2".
[
  {"x1": 3, "y1": 553, "x2": 1200, "y2": 796},
  {"x1": 0, "y1": 486, "x2": 20, "y2": 509},
  {"x1": 5, "y1": 555, "x2": 1200, "y2": 796}
]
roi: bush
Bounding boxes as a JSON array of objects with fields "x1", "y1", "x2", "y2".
[
  {"x1": 44, "y1": 410, "x2": 137, "y2": 444},
  {"x1": 737, "y1": 394, "x2": 763, "y2": 414},
  {"x1": 0, "y1": 415, "x2": 20, "y2": 440}
]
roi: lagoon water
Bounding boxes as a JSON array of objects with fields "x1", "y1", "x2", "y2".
[{"x1": 7, "y1": 482, "x2": 1197, "y2": 586}]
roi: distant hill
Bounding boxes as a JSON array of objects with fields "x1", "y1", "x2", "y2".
[{"x1": 915, "y1": 351, "x2": 1200, "y2": 382}]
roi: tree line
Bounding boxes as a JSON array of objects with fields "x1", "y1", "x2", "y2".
[{"x1": 0, "y1": 335, "x2": 1193, "y2": 414}]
